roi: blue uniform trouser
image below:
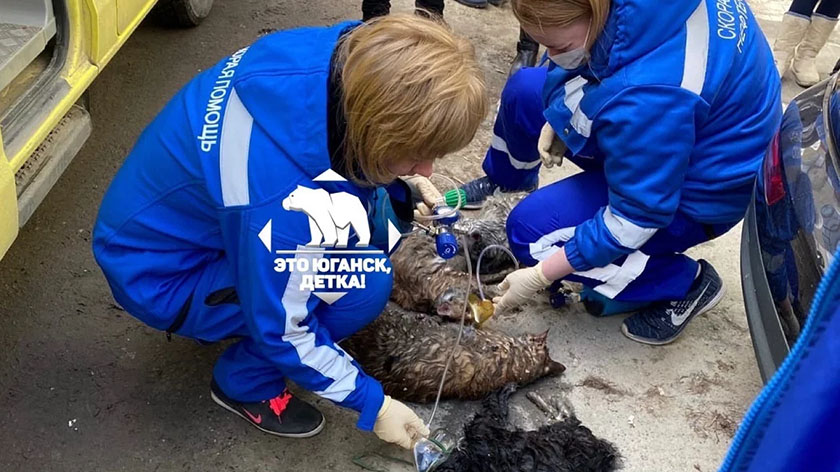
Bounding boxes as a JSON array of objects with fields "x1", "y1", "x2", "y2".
[
  {"x1": 487, "y1": 68, "x2": 737, "y2": 302},
  {"x1": 169, "y1": 254, "x2": 390, "y2": 402},
  {"x1": 481, "y1": 68, "x2": 546, "y2": 192}
]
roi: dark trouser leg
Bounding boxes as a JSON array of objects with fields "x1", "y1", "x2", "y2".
[
  {"x1": 815, "y1": 0, "x2": 840, "y2": 19},
  {"x1": 481, "y1": 67, "x2": 546, "y2": 191},
  {"x1": 789, "y1": 0, "x2": 820, "y2": 16},
  {"x1": 365, "y1": 0, "x2": 443, "y2": 20},
  {"x1": 362, "y1": 0, "x2": 391, "y2": 21},
  {"x1": 416, "y1": 0, "x2": 444, "y2": 16}
]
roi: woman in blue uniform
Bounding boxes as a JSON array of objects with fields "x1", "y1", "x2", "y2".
[
  {"x1": 470, "y1": 0, "x2": 781, "y2": 345},
  {"x1": 92, "y1": 15, "x2": 487, "y2": 447}
]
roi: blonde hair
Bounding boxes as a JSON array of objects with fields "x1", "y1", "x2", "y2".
[
  {"x1": 512, "y1": 0, "x2": 610, "y2": 49},
  {"x1": 337, "y1": 14, "x2": 488, "y2": 185}
]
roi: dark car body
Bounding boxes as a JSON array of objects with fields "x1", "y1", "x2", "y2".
[{"x1": 742, "y1": 73, "x2": 840, "y2": 382}]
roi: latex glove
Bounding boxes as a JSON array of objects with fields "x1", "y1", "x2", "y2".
[
  {"x1": 537, "y1": 122, "x2": 566, "y2": 168},
  {"x1": 492, "y1": 261, "x2": 553, "y2": 312},
  {"x1": 402, "y1": 175, "x2": 443, "y2": 209},
  {"x1": 414, "y1": 202, "x2": 433, "y2": 219},
  {"x1": 373, "y1": 396, "x2": 430, "y2": 449}
]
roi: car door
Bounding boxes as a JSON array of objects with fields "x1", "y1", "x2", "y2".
[
  {"x1": 85, "y1": 0, "x2": 157, "y2": 66},
  {"x1": 116, "y1": 0, "x2": 156, "y2": 36}
]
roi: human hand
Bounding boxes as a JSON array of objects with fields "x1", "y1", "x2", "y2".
[
  {"x1": 492, "y1": 262, "x2": 553, "y2": 312},
  {"x1": 373, "y1": 396, "x2": 430, "y2": 449},
  {"x1": 402, "y1": 175, "x2": 441, "y2": 218},
  {"x1": 537, "y1": 122, "x2": 566, "y2": 168}
]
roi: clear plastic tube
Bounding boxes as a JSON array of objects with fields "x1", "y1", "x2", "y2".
[
  {"x1": 425, "y1": 243, "x2": 519, "y2": 429},
  {"x1": 425, "y1": 234, "x2": 472, "y2": 429},
  {"x1": 475, "y1": 244, "x2": 520, "y2": 301}
]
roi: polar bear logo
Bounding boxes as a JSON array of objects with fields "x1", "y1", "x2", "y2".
[{"x1": 281, "y1": 185, "x2": 371, "y2": 248}]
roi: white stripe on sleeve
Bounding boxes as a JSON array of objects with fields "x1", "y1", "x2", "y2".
[
  {"x1": 527, "y1": 225, "x2": 650, "y2": 299},
  {"x1": 603, "y1": 207, "x2": 658, "y2": 250},
  {"x1": 219, "y1": 88, "x2": 254, "y2": 207},
  {"x1": 681, "y1": 0, "x2": 710, "y2": 95},
  {"x1": 564, "y1": 76, "x2": 592, "y2": 138}
]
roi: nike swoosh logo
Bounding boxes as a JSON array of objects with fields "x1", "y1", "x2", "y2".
[
  {"x1": 668, "y1": 284, "x2": 710, "y2": 326},
  {"x1": 243, "y1": 409, "x2": 262, "y2": 424}
]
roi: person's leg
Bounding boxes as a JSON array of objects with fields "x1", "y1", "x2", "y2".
[
  {"x1": 815, "y1": 0, "x2": 840, "y2": 18},
  {"x1": 210, "y1": 338, "x2": 325, "y2": 437},
  {"x1": 615, "y1": 215, "x2": 735, "y2": 344},
  {"x1": 505, "y1": 170, "x2": 678, "y2": 301},
  {"x1": 453, "y1": 0, "x2": 488, "y2": 9},
  {"x1": 458, "y1": 67, "x2": 547, "y2": 208},
  {"x1": 792, "y1": 0, "x2": 839, "y2": 86},
  {"x1": 506, "y1": 170, "x2": 732, "y2": 302},
  {"x1": 208, "y1": 252, "x2": 391, "y2": 397},
  {"x1": 415, "y1": 0, "x2": 444, "y2": 16},
  {"x1": 159, "y1": 258, "x2": 324, "y2": 437},
  {"x1": 789, "y1": 0, "x2": 820, "y2": 16},
  {"x1": 506, "y1": 174, "x2": 734, "y2": 344},
  {"x1": 775, "y1": 1, "x2": 816, "y2": 77},
  {"x1": 616, "y1": 215, "x2": 735, "y2": 301},
  {"x1": 362, "y1": 0, "x2": 391, "y2": 21},
  {"x1": 481, "y1": 67, "x2": 547, "y2": 191},
  {"x1": 166, "y1": 257, "x2": 285, "y2": 401},
  {"x1": 509, "y1": 29, "x2": 540, "y2": 77},
  {"x1": 212, "y1": 253, "x2": 390, "y2": 436},
  {"x1": 202, "y1": 255, "x2": 391, "y2": 437},
  {"x1": 310, "y1": 254, "x2": 393, "y2": 342}
]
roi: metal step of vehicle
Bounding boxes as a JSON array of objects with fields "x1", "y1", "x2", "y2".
[
  {"x1": 0, "y1": 22, "x2": 55, "y2": 95},
  {"x1": 0, "y1": 0, "x2": 57, "y2": 95},
  {"x1": 15, "y1": 104, "x2": 91, "y2": 228}
]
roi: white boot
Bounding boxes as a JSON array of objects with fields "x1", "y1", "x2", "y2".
[
  {"x1": 774, "y1": 13, "x2": 810, "y2": 77},
  {"x1": 792, "y1": 15, "x2": 838, "y2": 87}
]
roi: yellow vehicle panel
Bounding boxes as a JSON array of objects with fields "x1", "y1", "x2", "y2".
[{"x1": 0, "y1": 0, "x2": 158, "y2": 259}]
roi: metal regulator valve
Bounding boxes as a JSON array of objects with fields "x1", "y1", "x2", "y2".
[{"x1": 429, "y1": 206, "x2": 460, "y2": 259}]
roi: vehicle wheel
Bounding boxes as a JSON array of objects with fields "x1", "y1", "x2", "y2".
[{"x1": 153, "y1": 0, "x2": 214, "y2": 28}]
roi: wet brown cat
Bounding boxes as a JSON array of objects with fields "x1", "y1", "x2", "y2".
[
  {"x1": 341, "y1": 303, "x2": 565, "y2": 403},
  {"x1": 342, "y1": 191, "x2": 564, "y2": 403}
]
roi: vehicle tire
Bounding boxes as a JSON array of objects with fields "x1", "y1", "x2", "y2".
[{"x1": 153, "y1": 0, "x2": 214, "y2": 28}]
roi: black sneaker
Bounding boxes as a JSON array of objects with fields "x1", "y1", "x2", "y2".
[
  {"x1": 621, "y1": 260, "x2": 724, "y2": 345},
  {"x1": 210, "y1": 379, "x2": 325, "y2": 438},
  {"x1": 457, "y1": 176, "x2": 537, "y2": 209},
  {"x1": 458, "y1": 176, "x2": 500, "y2": 209}
]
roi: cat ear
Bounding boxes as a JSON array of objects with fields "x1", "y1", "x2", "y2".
[{"x1": 531, "y1": 330, "x2": 549, "y2": 344}]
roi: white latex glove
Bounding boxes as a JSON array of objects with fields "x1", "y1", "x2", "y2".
[
  {"x1": 492, "y1": 261, "x2": 553, "y2": 312},
  {"x1": 414, "y1": 202, "x2": 433, "y2": 219},
  {"x1": 537, "y1": 122, "x2": 566, "y2": 168},
  {"x1": 402, "y1": 175, "x2": 442, "y2": 208},
  {"x1": 373, "y1": 396, "x2": 430, "y2": 449}
]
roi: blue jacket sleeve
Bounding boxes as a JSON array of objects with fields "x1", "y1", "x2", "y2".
[
  {"x1": 222, "y1": 201, "x2": 385, "y2": 431},
  {"x1": 564, "y1": 85, "x2": 706, "y2": 271}
]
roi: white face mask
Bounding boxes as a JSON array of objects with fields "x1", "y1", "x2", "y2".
[{"x1": 548, "y1": 20, "x2": 591, "y2": 70}]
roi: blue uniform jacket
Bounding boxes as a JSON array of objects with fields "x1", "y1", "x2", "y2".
[
  {"x1": 92, "y1": 22, "x2": 389, "y2": 430},
  {"x1": 543, "y1": 0, "x2": 782, "y2": 271}
]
